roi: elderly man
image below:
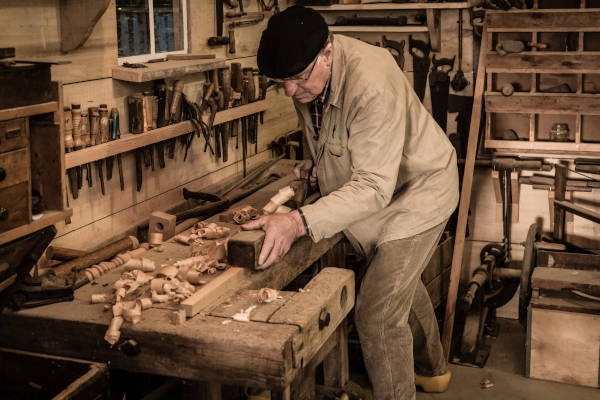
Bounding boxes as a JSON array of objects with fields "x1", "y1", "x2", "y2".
[{"x1": 242, "y1": 6, "x2": 458, "y2": 399}]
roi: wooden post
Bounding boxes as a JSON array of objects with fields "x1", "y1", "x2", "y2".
[
  {"x1": 441, "y1": 26, "x2": 488, "y2": 361},
  {"x1": 323, "y1": 319, "x2": 349, "y2": 389},
  {"x1": 553, "y1": 163, "x2": 567, "y2": 241}
]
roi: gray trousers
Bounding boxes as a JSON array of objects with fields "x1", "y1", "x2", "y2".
[{"x1": 355, "y1": 221, "x2": 447, "y2": 400}]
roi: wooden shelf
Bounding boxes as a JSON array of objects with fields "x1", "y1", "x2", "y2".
[
  {"x1": 485, "y1": 139, "x2": 600, "y2": 155},
  {"x1": 0, "y1": 209, "x2": 73, "y2": 246},
  {"x1": 65, "y1": 100, "x2": 268, "y2": 168},
  {"x1": 486, "y1": 53, "x2": 600, "y2": 74},
  {"x1": 0, "y1": 102, "x2": 58, "y2": 121},
  {"x1": 112, "y1": 59, "x2": 227, "y2": 83},
  {"x1": 329, "y1": 25, "x2": 428, "y2": 33},
  {"x1": 485, "y1": 93, "x2": 600, "y2": 115},
  {"x1": 311, "y1": 2, "x2": 470, "y2": 11},
  {"x1": 487, "y1": 9, "x2": 600, "y2": 32}
]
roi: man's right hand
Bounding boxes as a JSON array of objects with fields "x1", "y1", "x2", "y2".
[{"x1": 294, "y1": 160, "x2": 317, "y2": 190}]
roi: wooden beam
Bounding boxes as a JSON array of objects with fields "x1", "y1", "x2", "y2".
[
  {"x1": 487, "y1": 53, "x2": 600, "y2": 74},
  {"x1": 485, "y1": 139, "x2": 600, "y2": 155},
  {"x1": 426, "y1": 9, "x2": 441, "y2": 52},
  {"x1": 441, "y1": 25, "x2": 488, "y2": 361},
  {"x1": 328, "y1": 26, "x2": 428, "y2": 33},
  {"x1": 553, "y1": 164, "x2": 567, "y2": 241},
  {"x1": 312, "y1": 3, "x2": 470, "y2": 10},
  {"x1": 555, "y1": 200, "x2": 600, "y2": 225},
  {"x1": 487, "y1": 10, "x2": 600, "y2": 32},
  {"x1": 485, "y1": 93, "x2": 600, "y2": 115}
]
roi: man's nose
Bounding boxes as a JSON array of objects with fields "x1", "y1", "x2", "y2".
[{"x1": 283, "y1": 81, "x2": 298, "y2": 97}]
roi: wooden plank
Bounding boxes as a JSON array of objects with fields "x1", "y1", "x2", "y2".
[
  {"x1": 112, "y1": 59, "x2": 227, "y2": 83},
  {"x1": 555, "y1": 200, "x2": 600, "y2": 224},
  {"x1": 485, "y1": 139, "x2": 600, "y2": 154},
  {"x1": 532, "y1": 267, "x2": 600, "y2": 294},
  {"x1": 485, "y1": 93, "x2": 600, "y2": 115},
  {"x1": 537, "y1": 250, "x2": 600, "y2": 270},
  {"x1": 269, "y1": 268, "x2": 355, "y2": 369},
  {"x1": 0, "y1": 209, "x2": 73, "y2": 246},
  {"x1": 441, "y1": 26, "x2": 488, "y2": 361},
  {"x1": 180, "y1": 267, "x2": 249, "y2": 318},
  {"x1": 487, "y1": 53, "x2": 600, "y2": 74},
  {"x1": 487, "y1": 10, "x2": 600, "y2": 32},
  {"x1": 64, "y1": 100, "x2": 269, "y2": 168},
  {"x1": 528, "y1": 305, "x2": 600, "y2": 387},
  {"x1": 0, "y1": 102, "x2": 58, "y2": 121},
  {"x1": 30, "y1": 122, "x2": 64, "y2": 212},
  {"x1": 329, "y1": 26, "x2": 428, "y2": 33},
  {"x1": 530, "y1": 294, "x2": 600, "y2": 315}
]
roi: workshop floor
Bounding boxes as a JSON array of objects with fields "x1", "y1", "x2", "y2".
[{"x1": 416, "y1": 318, "x2": 599, "y2": 400}]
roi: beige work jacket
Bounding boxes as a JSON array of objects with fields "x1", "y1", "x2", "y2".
[{"x1": 298, "y1": 35, "x2": 459, "y2": 258}]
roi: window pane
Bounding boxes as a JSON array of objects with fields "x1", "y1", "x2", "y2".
[
  {"x1": 153, "y1": 0, "x2": 184, "y2": 53},
  {"x1": 117, "y1": 0, "x2": 151, "y2": 57}
]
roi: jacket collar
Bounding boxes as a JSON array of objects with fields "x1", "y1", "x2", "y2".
[{"x1": 327, "y1": 34, "x2": 346, "y2": 110}]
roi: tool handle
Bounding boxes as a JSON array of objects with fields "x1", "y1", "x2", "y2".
[
  {"x1": 170, "y1": 81, "x2": 184, "y2": 123},
  {"x1": 64, "y1": 107, "x2": 74, "y2": 151},
  {"x1": 221, "y1": 68, "x2": 233, "y2": 108},
  {"x1": 231, "y1": 63, "x2": 243, "y2": 94},
  {"x1": 71, "y1": 104, "x2": 83, "y2": 148},
  {"x1": 80, "y1": 112, "x2": 90, "y2": 147},
  {"x1": 228, "y1": 27, "x2": 236, "y2": 54},
  {"x1": 90, "y1": 107, "x2": 100, "y2": 145},
  {"x1": 99, "y1": 105, "x2": 110, "y2": 144},
  {"x1": 243, "y1": 68, "x2": 256, "y2": 102},
  {"x1": 110, "y1": 108, "x2": 120, "y2": 140}
]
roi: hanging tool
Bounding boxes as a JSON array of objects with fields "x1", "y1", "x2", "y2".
[
  {"x1": 71, "y1": 104, "x2": 83, "y2": 190},
  {"x1": 409, "y1": 35, "x2": 431, "y2": 102},
  {"x1": 429, "y1": 55, "x2": 455, "y2": 132},
  {"x1": 109, "y1": 108, "x2": 124, "y2": 191},
  {"x1": 219, "y1": 67, "x2": 233, "y2": 162},
  {"x1": 97, "y1": 105, "x2": 109, "y2": 195},
  {"x1": 142, "y1": 92, "x2": 156, "y2": 171},
  {"x1": 63, "y1": 107, "x2": 78, "y2": 199},
  {"x1": 231, "y1": 63, "x2": 243, "y2": 150},
  {"x1": 243, "y1": 68, "x2": 259, "y2": 154},
  {"x1": 90, "y1": 107, "x2": 105, "y2": 196},
  {"x1": 168, "y1": 81, "x2": 184, "y2": 159},
  {"x1": 80, "y1": 110, "x2": 92, "y2": 188},
  {"x1": 381, "y1": 36, "x2": 405, "y2": 71},
  {"x1": 154, "y1": 81, "x2": 168, "y2": 168},
  {"x1": 451, "y1": 10, "x2": 469, "y2": 92},
  {"x1": 258, "y1": 74, "x2": 267, "y2": 125},
  {"x1": 241, "y1": 74, "x2": 249, "y2": 177},
  {"x1": 210, "y1": 69, "x2": 225, "y2": 160}
]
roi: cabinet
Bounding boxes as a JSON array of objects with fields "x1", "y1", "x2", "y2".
[
  {"x1": 483, "y1": 8, "x2": 600, "y2": 156},
  {"x1": 0, "y1": 62, "x2": 72, "y2": 245}
]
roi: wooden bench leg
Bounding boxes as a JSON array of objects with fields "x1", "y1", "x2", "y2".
[
  {"x1": 181, "y1": 381, "x2": 222, "y2": 400},
  {"x1": 271, "y1": 386, "x2": 291, "y2": 400},
  {"x1": 323, "y1": 319, "x2": 349, "y2": 388}
]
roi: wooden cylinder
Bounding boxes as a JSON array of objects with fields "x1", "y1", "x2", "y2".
[
  {"x1": 169, "y1": 81, "x2": 184, "y2": 123},
  {"x1": 71, "y1": 103, "x2": 83, "y2": 148},
  {"x1": 99, "y1": 104, "x2": 110, "y2": 144},
  {"x1": 63, "y1": 107, "x2": 74, "y2": 151},
  {"x1": 80, "y1": 111, "x2": 90, "y2": 147},
  {"x1": 243, "y1": 68, "x2": 256, "y2": 102},
  {"x1": 48, "y1": 245, "x2": 87, "y2": 261},
  {"x1": 89, "y1": 107, "x2": 100, "y2": 146},
  {"x1": 54, "y1": 236, "x2": 140, "y2": 276}
]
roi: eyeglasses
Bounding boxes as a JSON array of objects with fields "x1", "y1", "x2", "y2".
[{"x1": 270, "y1": 54, "x2": 321, "y2": 84}]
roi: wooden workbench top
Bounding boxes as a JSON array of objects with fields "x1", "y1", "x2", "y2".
[{"x1": 0, "y1": 160, "x2": 346, "y2": 389}]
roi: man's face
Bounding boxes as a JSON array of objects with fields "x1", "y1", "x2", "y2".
[{"x1": 281, "y1": 43, "x2": 333, "y2": 103}]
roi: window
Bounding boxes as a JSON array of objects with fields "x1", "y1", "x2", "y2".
[{"x1": 116, "y1": 0, "x2": 188, "y2": 63}]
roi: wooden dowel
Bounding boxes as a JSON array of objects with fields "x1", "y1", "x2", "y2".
[{"x1": 48, "y1": 245, "x2": 88, "y2": 261}]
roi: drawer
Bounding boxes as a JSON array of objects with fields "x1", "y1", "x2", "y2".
[
  {"x1": 0, "y1": 147, "x2": 29, "y2": 189},
  {"x1": 0, "y1": 182, "x2": 30, "y2": 233},
  {"x1": 0, "y1": 118, "x2": 28, "y2": 153}
]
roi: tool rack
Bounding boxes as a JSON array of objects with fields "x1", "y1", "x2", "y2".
[{"x1": 483, "y1": 6, "x2": 600, "y2": 156}]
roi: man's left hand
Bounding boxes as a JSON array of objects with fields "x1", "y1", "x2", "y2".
[{"x1": 242, "y1": 211, "x2": 307, "y2": 270}]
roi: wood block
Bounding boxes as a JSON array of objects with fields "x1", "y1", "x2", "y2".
[
  {"x1": 227, "y1": 230, "x2": 265, "y2": 269},
  {"x1": 180, "y1": 267, "x2": 248, "y2": 318},
  {"x1": 149, "y1": 211, "x2": 176, "y2": 240}
]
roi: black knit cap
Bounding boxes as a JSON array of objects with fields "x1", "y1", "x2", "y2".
[{"x1": 257, "y1": 6, "x2": 329, "y2": 79}]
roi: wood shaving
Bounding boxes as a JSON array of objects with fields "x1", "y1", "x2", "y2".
[
  {"x1": 232, "y1": 305, "x2": 257, "y2": 322},
  {"x1": 480, "y1": 378, "x2": 494, "y2": 389}
]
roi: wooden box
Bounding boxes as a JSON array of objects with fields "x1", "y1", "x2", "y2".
[
  {"x1": 526, "y1": 266, "x2": 600, "y2": 388},
  {"x1": 0, "y1": 347, "x2": 109, "y2": 399}
]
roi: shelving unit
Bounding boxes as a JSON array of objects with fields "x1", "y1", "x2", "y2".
[
  {"x1": 310, "y1": 2, "x2": 471, "y2": 52},
  {"x1": 483, "y1": 8, "x2": 600, "y2": 156},
  {"x1": 65, "y1": 99, "x2": 269, "y2": 168},
  {"x1": 0, "y1": 82, "x2": 72, "y2": 246}
]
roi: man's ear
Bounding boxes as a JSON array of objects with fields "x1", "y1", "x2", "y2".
[{"x1": 322, "y1": 43, "x2": 333, "y2": 68}]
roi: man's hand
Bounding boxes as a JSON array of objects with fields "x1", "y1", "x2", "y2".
[
  {"x1": 294, "y1": 160, "x2": 318, "y2": 190},
  {"x1": 242, "y1": 210, "x2": 307, "y2": 270}
]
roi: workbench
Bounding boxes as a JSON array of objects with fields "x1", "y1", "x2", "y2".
[{"x1": 0, "y1": 162, "x2": 352, "y2": 399}]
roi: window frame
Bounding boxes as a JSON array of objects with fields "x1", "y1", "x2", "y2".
[{"x1": 117, "y1": 0, "x2": 189, "y2": 65}]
